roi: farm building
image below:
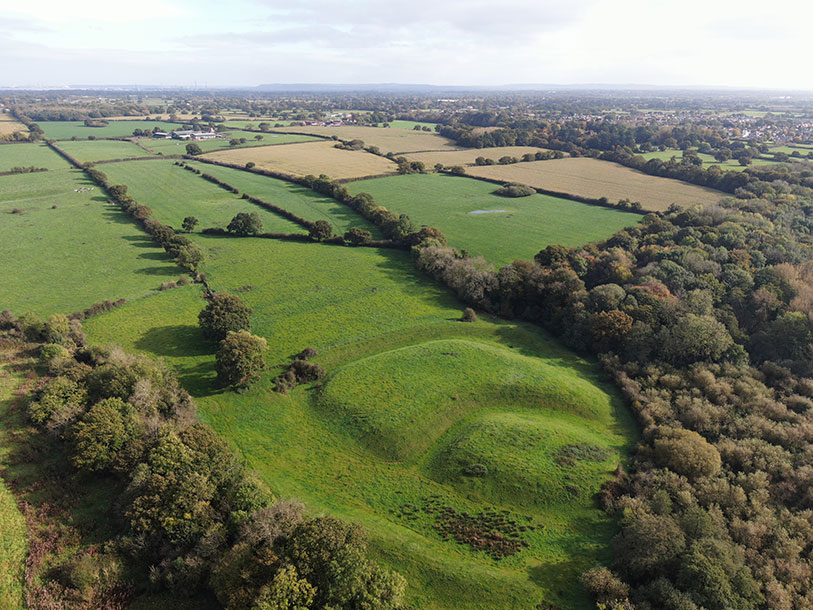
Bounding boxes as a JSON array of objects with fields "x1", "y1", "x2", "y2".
[{"x1": 170, "y1": 130, "x2": 218, "y2": 140}]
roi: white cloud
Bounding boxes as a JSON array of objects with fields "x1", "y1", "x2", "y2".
[{"x1": 1, "y1": 0, "x2": 812, "y2": 88}]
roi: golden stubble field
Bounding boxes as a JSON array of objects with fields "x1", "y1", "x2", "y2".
[
  {"x1": 468, "y1": 157, "x2": 724, "y2": 211},
  {"x1": 405, "y1": 146, "x2": 553, "y2": 167},
  {"x1": 202, "y1": 140, "x2": 399, "y2": 180},
  {"x1": 0, "y1": 114, "x2": 27, "y2": 136},
  {"x1": 273, "y1": 124, "x2": 461, "y2": 154}
]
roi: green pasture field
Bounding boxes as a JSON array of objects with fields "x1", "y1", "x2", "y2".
[
  {"x1": 0, "y1": 169, "x2": 183, "y2": 316},
  {"x1": 768, "y1": 144, "x2": 813, "y2": 154},
  {"x1": 637, "y1": 149, "x2": 784, "y2": 171},
  {"x1": 0, "y1": 355, "x2": 27, "y2": 610},
  {"x1": 349, "y1": 173, "x2": 642, "y2": 267},
  {"x1": 185, "y1": 160, "x2": 380, "y2": 236},
  {"x1": 139, "y1": 132, "x2": 319, "y2": 155},
  {"x1": 389, "y1": 120, "x2": 437, "y2": 130},
  {"x1": 0, "y1": 143, "x2": 71, "y2": 172},
  {"x1": 83, "y1": 236, "x2": 636, "y2": 610},
  {"x1": 57, "y1": 139, "x2": 157, "y2": 163},
  {"x1": 38, "y1": 120, "x2": 184, "y2": 140},
  {"x1": 99, "y1": 159, "x2": 304, "y2": 233}
]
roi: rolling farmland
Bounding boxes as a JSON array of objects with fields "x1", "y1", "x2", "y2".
[
  {"x1": 468, "y1": 157, "x2": 725, "y2": 211},
  {"x1": 202, "y1": 140, "x2": 399, "y2": 180}
]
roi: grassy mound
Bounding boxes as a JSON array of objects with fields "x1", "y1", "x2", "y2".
[
  {"x1": 318, "y1": 339, "x2": 614, "y2": 462},
  {"x1": 426, "y1": 411, "x2": 622, "y2": 509},
  {"x1": 82, "y1": 238, "x2": 637, "y2": 609}
]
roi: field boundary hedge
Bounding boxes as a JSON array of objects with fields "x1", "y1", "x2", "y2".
[
  {"x1": 175, "y1": 161, "x2": 315, "y2": 231},
  {"x1": 44, "y1": 141, "x2": 84, "y2": 169}
]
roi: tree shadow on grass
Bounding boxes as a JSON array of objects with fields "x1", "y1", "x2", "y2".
[
  {"x1": 134, "y1": 265, "x2": 180, "y2": 277},
  {"x1": 527, "y1": 559, "x2": 589, "y2": 609},
  {"x1": 134, "y1": 324, "x2": 211, "y2": 357},
  {"x1": 138, "y1": 251, "x2": 173, "y2": 261},
  {"x1": 100, "y1": 207, "x2": 137, "y2": 225},
  {"x1": 121, "y1": 234, "x2": 156, "y2": 248}
]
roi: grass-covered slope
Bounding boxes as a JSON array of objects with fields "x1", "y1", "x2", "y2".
[
  {"x1": 0, "y1": 169, "x2": 182, "y2": 316},
  {"x1": 83, "y1": 236, "x2": 637, "y2": 610},
  {"x1": 349, "y1": 173, "x2": 642, "y2": 267},
  {"x1": 319, "y1": 339, "x2": 616, "y2": 462}
]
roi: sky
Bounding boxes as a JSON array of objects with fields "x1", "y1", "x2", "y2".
[{"x1": 1, "y1": 0, "x2": 811, "y2": 89}]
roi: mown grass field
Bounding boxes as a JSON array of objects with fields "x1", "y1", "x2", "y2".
[
  {"x1": 349, "y1": 173, "x2": 641, "y2": 266},
  {"x1": 139, "y1": 132, "x2": 319, "y2": 155},
  {"x1": 273, "y1": 125, "x2": 460, "y2": 154},
  {"x1": 637, "y1": 149, "x2": 783, "y2": 171},
  {"x1": 0, "y1": 355, "x2": 27, "y2": 610},
  {"x1": 389, "y1": 120, "x2": 438, "y2": 130},
  {"x1": 0, "y1": 143, "x2": 71, "y2": 172},
  {"x1": 0, "y1": 169, "x2": 183, "y2": 316},
  {"x1": 185, "y1": 160, "x2": 380, "y2": 236},
  {"x1": 38, "y1": 120, "x2": 184, "y2": 140},
  {"x1": 83, "y1": 236, "x2": 637, "y2": 610},
  {"x1": 405, "y1": 146, "x2": 554, "y2": 168},
  {"x1": 57, "y1": 139, "x2": 156, "y2": 163},
  {"x1": 203, "y1": 140, "x2": 398, "y2": 180},
  {"x1": 100, "y1": 159, "x2": 304, "y2": 233},
  {"x1": 468, "y1": 157, "x2": 724, "y2": 211}
]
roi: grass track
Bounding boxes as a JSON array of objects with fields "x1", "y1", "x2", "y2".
[{"x1": 349, "y1": 173, "x2": 642, "y2": 267}]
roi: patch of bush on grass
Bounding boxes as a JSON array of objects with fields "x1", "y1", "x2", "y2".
[
  {"x1": 461, "y1": 307, "x2": 477, "y2": 322},
  {"x1": 273, "y1": 355, "x2": 326, "y2": 393},
  {"x1": 494, "y1": 182, "x2": 536, "y2": 197}
]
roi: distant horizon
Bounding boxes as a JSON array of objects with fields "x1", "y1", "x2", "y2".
[
  {"x1": 2, "y1": 0, "x2": 812, "y2": 91},
  {"x1": 3, "y1": 82, "x2": 813, "y2": 95}
]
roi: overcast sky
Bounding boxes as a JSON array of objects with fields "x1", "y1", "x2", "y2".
[{"x1": 1, "y1": 0, "x2": 811, "y2": 89}]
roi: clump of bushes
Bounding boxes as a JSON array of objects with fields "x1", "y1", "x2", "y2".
[
  {"x1": 494, "y1": 182, "x2": 535, "y2": 197},
  {"x1": 461, "y1": 307, "x2": 477, "y2": 322},
  {"x1": 274, "y1": 353, "x2": 326, "y2": 393}
]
